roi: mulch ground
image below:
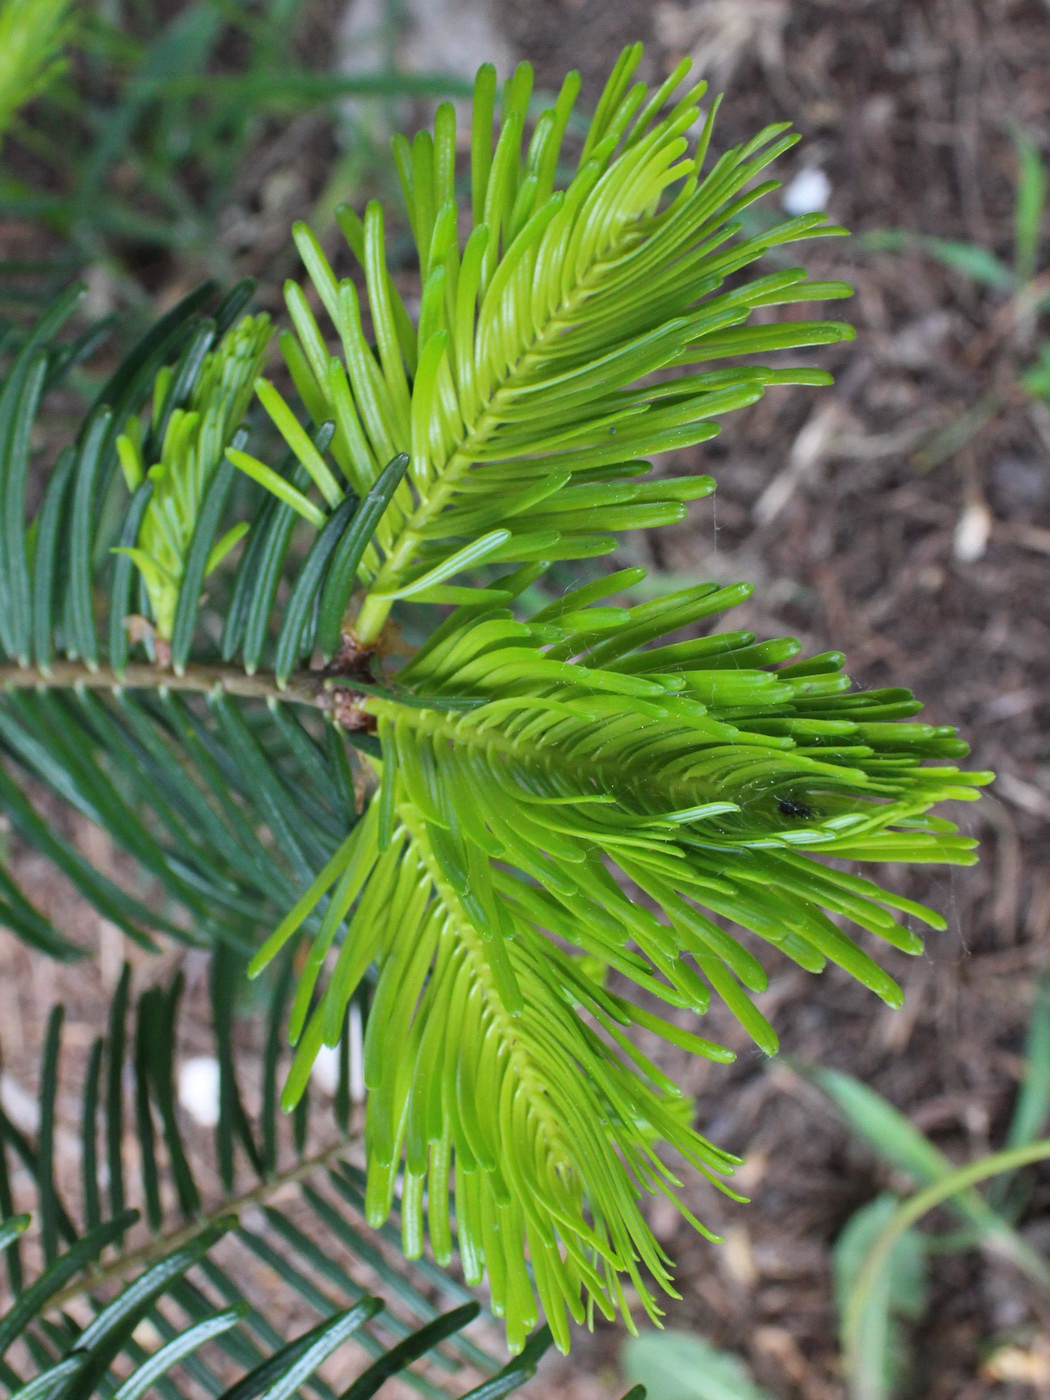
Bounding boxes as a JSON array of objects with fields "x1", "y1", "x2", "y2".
[{"x1": 4, "y1": 2, "x2": 1050, "y2": 1398}]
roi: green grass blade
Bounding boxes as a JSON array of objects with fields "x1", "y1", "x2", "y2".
[
  {"x1": 0, "y1": 1148, "x2": 23, "y2": 1295},
  {"x1": 843, "y1": 1140, "x2": 1050, "y2": 1399},
  {"x1": 990, "y1": 977, "x2": 1050, "y2": 1215},
  {"x1": 833, "y1": 1195, "x2": 926, "y2": 1400},
  {"x1": 1013, "y1": 129, "x2": 1047, "y2": 284},
  {"x1": 810, "y1": 1065, "x2": 1050, "y2": 1293},
  {"x1": 1006, "y1": 978, "x2": 1050, "y2": 1150},
  {"x1": 863, "y1": 229, "x2": 1015, "y2": 291}
]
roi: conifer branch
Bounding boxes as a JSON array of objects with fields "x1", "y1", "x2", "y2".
[
  {"x1": 0, "y1": 661, "x2": 370, "y2": 723},
  {"x1": 0, "y1": 43, "x2": 992, "y2": 1359},
  {"x1": 47, "y1": 1131, "x2": 365, "y2": 1312}
]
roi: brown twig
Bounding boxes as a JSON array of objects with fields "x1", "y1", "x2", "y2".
[
  {"x1": 0, "y1": 661, "x2": 373, "y2": 730},
  {"x1": 45, "y1": 1130, "x2": 364, "y2": 1312}
]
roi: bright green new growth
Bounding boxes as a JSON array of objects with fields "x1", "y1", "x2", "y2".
[
  {"x1": 252, "y1": 581, "x2": 987, "y2": 1353},
  {"x1": 115, "y1": 313, "x2": 273, "y2": 645},
  {"x1": 0, "y1": 0, "x2": 72, "y2": 143},
  {"x1": 234, "y1": 46, "x2": 855, "y2": 639},
  {"x1": 229, "y1": 49, "x2": 991, "y2": 1351}
]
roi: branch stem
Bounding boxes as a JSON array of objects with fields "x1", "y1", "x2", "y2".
[
  {"x1": 47, "y1": 1133, "x2": 364, "y2": 1311},
  {"x1": 0, "y1": 661, "x2": 365, "y2": 718}
]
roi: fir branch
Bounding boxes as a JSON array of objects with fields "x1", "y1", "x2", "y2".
[
  {"x1": 244, "y1": 47, "x2": 853, "y2": 650},
  {"x1": 46, "y1": 1133, "x2": 363, "y2": 1313},
  {"x1": 0, "y1": 661, "x2": 367, "y2": 723}
]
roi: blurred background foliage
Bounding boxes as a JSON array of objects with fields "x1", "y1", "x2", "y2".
[{"x1": 0, "y1": 0, "x2": 467, "y2": 318}]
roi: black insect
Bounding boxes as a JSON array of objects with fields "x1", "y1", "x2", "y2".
[{"x1": 777, "y1": 797, "x2": 814, "y2": 820}]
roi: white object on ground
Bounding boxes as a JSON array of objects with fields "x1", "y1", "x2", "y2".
[
  {"x1": 177, "y1": 1056, "x2": 221, "y2": 1128},
  {"x1": 782, "y1": 167, "x2": 832, "y2": 216},
  {"x1": 310, "y1": 1042, "x2": 341, "y2": 1095},
  {"x1": 339, "y1": 0, "x2": 514, "y2": 138},
  {"x1": 953, "y1": 498, "x2": 992, "y2": 562},
  {"x1": 0, "y1": 1072, "x2": 40, "y2": 1134}
]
